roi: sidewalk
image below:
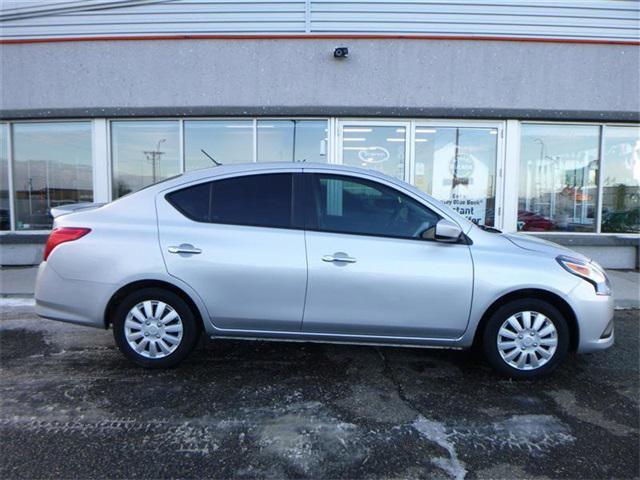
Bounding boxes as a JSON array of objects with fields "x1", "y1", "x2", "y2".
[{"x1": 1, "y1": 265, "x2": 638, "y2": 308}]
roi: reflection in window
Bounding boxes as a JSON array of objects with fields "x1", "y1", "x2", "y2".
[
  {"x1": 111, "y1": 121, "x2": 180, "y2": 198},
  {"x1": 601, "y1": 126, "x2": 640, "y2": 233},
  {"x1": 0, "y1": 124, "x2": 9, "y2": 230},
  {"x1": 185, "y1": 120, "x2": 253, "y2": 170},
  {"x1": 414, "y1": 127, "x2": 497, "y2": 226},
  {"x1": 310, "y1": 174, "x2": 439, "y2": 239},
  {"x1": 13, "y1": 123, "x2": 93, "y2": 230},
  {"x1": 341, "y1": 125, "x2": 406, "y2": 180},
  {"x1": 257, "y1": 120, "x2": 327, "y2": 163},
  {"x1": 518, "y1": 125, "x2": 599, "y2": 232}
]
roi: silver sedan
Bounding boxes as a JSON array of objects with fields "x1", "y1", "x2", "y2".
[{"x1": 35, "y1": 163, "x2": 614, "y2": 378}]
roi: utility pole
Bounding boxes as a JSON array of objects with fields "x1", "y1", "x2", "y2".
[{"x1": 144, "y1": 138, "x2": 166, "y2": 183}]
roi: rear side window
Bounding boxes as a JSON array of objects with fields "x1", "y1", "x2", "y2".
[{"x1": 166, "y1": 173, "x2": 293, "y2": 228}]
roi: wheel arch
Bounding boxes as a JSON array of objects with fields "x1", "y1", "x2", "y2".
[
  {"x1": 473, "y1": 289, "x2": 579, "y2": 352},
  {"x1": 104, "y1": 279, "x2": 204, "y2": 331}
]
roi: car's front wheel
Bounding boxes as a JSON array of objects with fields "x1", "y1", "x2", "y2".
[
  {"x1": 112, "y1": 288, "x2": 200, "y2": 368},
  {"x1": 482, "y1": 299, "x2": 569, "y2": 379}
]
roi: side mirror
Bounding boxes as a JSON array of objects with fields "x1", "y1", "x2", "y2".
[{"x1": 435, "y1": 219, "x2": 463, "y2": 243}]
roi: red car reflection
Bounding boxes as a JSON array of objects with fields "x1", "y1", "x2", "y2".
[{"x1": 518, "y1": 210, "x2": 557, "y2": 231}]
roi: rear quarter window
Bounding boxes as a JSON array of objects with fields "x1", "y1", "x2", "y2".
[
  {"x1": 165, "y1": 173, "x2": 293, "y2": 228},
  {"x1": 165, "y1": 182, "x2": 212, "y2": 222}
]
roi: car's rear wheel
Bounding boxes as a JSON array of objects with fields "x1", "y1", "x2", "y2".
[
  {"x1": 482, "y1": 299, "x2": 569, "y2": 379},
  {"x1": 112, "y1": 288, "x2": 200, "y2": 368}
]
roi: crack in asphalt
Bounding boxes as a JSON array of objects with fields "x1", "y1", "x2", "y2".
[{"x1": 376, "y1": 346, "x2": 468, "y2": 479}]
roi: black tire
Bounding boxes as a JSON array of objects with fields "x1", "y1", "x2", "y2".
[
  {"x1": 482, "y1": 299, "x2": 569, "y2": 379},
  {"x1": 112, "y1": 288, "x2": 200, "y2": 368}
]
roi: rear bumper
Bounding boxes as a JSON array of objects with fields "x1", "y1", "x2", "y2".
[
  {"x1": 34, "y1": 261, "x2": 113, "y2": 329},
  {"x1": 569, "y1": 280, "x2": 615, "y2": 353}
]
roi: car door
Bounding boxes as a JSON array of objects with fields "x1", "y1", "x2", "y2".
[
  {"x1": 156, "y1": 171, "x2": 307, "y2": 332},
  {"x1": 301, "y1": 172, "x2": 473, "y2": 339}
]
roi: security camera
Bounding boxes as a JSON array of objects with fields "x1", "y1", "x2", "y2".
[{"x1": 333, "y1": 47, "x2": 349, "y2": 58}]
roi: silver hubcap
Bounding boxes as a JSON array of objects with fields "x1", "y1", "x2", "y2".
[
  {"x1": 124, "y1": 300, "x2": 183, "y2": 359},
  {"x1": 497, "y1": 311, "x2": 558, "y2": 371}
]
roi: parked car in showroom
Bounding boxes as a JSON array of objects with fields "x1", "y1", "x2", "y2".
[{"x1": 35, "y1": 163, "x2": 614, "y2": 378}]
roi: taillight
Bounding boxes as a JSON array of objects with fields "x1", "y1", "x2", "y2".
[{"x1": 43, "y1": 227, "x2": 91, "y2": 261}]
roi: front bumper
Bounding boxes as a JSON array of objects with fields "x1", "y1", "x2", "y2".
[{"x1": 569, "y1": 279, "x2": 615, "y2": 353}]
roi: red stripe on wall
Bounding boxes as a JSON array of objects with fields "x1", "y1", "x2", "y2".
[{"x1": 1, "y1": 33, "x2": 639, "y2": 46}]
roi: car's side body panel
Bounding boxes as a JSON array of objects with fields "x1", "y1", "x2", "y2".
[
  {"x1": 302, "y1": 230, "x2": 473, "y2": 338},
  {"x1": 156, "y1": 211, "x2": 308, "y2": 333}
]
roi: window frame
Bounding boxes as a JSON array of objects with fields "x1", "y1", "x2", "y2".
[
  {"x1": 110, "y1": 119, "x2": 182, "y2": 200},
  {"x1": 517, "y1": 122, "x2": 601, "y2": 234},
  {"x1": 598, "y1": 124, "x2": 640, "y2": 235},
  {"x1": 10, "y1": 120, "x2": 94, "y2": 232},
  {"x1": 516, "y1": 120, "x2": 640, "y2": 236},
  {"x1": 165, "y1": 172, "x2": 299, "y2": 231},
  {"x1": 301, "y1": 172, "x2": 446, "y2": 243}
]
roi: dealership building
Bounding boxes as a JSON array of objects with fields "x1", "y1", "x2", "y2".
[{"x1": 1, "y1": 0, "x2": 639, "y2": 268}]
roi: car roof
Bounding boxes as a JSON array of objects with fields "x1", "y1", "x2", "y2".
[{"x1": 177, "y1": 162, "x2": 394, "y2": 182}]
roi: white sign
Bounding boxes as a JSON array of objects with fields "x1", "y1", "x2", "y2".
[
  {"x1": 432, "y1": 145, "x2": 488, "y2": 225},
  {"x1": 358, "y1": 146, "x2": 390, "y2": 164}
]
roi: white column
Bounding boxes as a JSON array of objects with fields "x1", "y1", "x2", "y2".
[
  {"x1": 92, "y1": 119, "x2": 110, "y2": 203},
  {"x1": 502, "y1": 120, "x2": 521, "y2": 232}
]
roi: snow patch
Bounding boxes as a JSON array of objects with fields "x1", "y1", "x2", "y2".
[
  {"x1": 413, "y1": 415, "x2": 467, "y2": 480},
  {"x1": 0, "y1": 297, "x2": 35, "y2": 308}
]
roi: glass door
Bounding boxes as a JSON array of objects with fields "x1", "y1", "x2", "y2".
[
  {"x1": 338, "y1": 121, "x2": 411, "y2": 182},
  {"x1": 412, "y1": 123, "x2": 503, "y2": 228}
]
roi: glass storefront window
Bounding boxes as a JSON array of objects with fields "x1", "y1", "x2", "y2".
[
  {"x1": 518, "y1": 124, "x2": 600, "y2": 232},
  {"x1": 13, "y1": 122, "x2": 93, "y2": 230},
  {"x1": 341, "y1": 125, "x2": 406, "y2": 180},
  {"x1": 185, "y1": 120, "x2": 253, "y2": 170},
  {"x1": 601, "y1": 126, "x2": 640, "y2": 233},
  {"x1": 0, "y1": 124, "x2": 9, "y2": 230},
  {"x1": 257, "y1": 120, "x2": 328, "y2": 163},
  {"x1": 414, "y1": 127, "x2": 498, "y2": 227},
  {"x1": 111, "y1": 121, "x2": 180, "y2": 198}
]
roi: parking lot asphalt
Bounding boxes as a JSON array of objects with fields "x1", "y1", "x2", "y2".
[{"x1": 1, "y1": 304, "x2": 638, "y2": 480}]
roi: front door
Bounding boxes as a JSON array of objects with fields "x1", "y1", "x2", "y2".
[
  {"x1": 301, "y1": 172, "x2": 473, "y2": 339},
  {"x1": 156, "y1": 172, "x2": 307, "y2": 332}
]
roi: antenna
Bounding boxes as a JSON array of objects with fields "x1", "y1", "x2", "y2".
[{"x1": 201, "y1": 149, "x2": 222, "y2": 166}]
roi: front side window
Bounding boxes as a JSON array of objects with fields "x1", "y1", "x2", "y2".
[
  {"x1": 13, "y1": 122, "x2": 93, "y2": 230},
  {"x1": 307, "y1": 174, "x2": 440, "y2": 239},
  {"x1": 111, "y1": 121, "x2": 180, "y2": 199},
  {"x1": 167, "y1": 173, "x2": 293, "y2": 229},
  {"x1": 601, "y1": 126, "x2": 640, "y2": 233},
  {"x1": 518, "y1": 124, "x2": 600, "y2": 232}
]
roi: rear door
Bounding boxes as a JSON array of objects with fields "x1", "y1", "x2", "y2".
[
  {"x1": 156, "y1": 171, "x2": 307, "y2": 332},
  {"x1": 301, "y1": 172, "x2": 474, "y2": 339}
]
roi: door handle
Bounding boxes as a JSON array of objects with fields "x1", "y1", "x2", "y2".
[
  {"x1": 322, "y1": 254, "x2": 357, "y2": 264},
  {"x1": 168, "y1": 245, "x2": 202, "y2": 255}
]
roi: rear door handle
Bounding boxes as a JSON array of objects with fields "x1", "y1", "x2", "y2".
[
  {"x1": 168, "y1": 245, "x2": 202, "y2": 255},
  {"x1": 322, "y1": 254, "x2": 357, "y2": 264}
]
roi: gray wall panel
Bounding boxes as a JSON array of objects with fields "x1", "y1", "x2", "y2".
[
  {"x1": 1, "y1": 0, "x2": 639, "y2": 42},
  {"x1": 1, "y1": 39, "x2": 639, "y2": 120}
]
